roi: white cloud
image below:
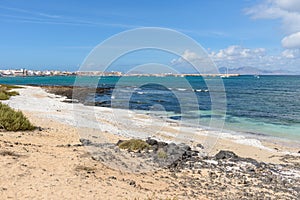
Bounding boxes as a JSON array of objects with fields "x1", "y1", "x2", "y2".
[
  {"x1": 171, "y1": 46, "x2": 299, "y2": 72},
  {"x1": 282, "y1": 49, "x2": 300, "y2": 58},
  {"x1": 171, "y1": 49, "x2": 220, "y2": 73},
  {"x1": 171, "y1": 49, "x2": 206, "y2": 64},
  {"x1": 281, "y1": 32, "x2": 300, "y2": 48},
  {"x1": 0, "y1": 5, "x2": 140, "y2": 29},
  {"x1": 246, "y1": 0, "x2": 300, "y2": 48},
  {"x1": 211, "y1": 45, "x2": 266, "y2": 60},
  {"x1": 275, "y1": 0, "x2": 300, "y2": 12},
  {"x1": 209, "y1": 45, "x2": 299, "y2": 71},
  {"x1": 179, "y1": 50, "x2": 199, "y2": 62}
]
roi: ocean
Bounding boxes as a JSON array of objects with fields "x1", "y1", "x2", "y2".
[{"x1": 1, "y1": 75, "x2": 300, "y2": 141}]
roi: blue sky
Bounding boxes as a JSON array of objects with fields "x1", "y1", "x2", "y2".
[{"x1": 0, "y1": 0, "x2": 299, "y2": 72}]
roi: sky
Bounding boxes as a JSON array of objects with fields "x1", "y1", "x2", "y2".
[{"x1": 0, "y1": 0, "x2": 299, "y2": 72}]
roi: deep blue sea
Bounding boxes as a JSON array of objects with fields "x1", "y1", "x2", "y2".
[{"x1": 1, "y1": 75, "x2": 300, "y2": 141}]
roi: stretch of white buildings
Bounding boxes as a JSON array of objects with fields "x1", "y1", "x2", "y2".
[
  {"x1": 0, "y1": 69, "x2": 240, "y2": 77},
  {"x1": 0, "y1": 69, "x2": 124, "y2": 77},
  {"x1": 0, "y1": 69, "x2": 75, "y2": 77}
]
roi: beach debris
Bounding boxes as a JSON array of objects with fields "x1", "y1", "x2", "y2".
[
  {"x1": 75, "y1": 165, "x2": 96, "y2": 174},
  {"x1": 0, "y1": 150, "x2": 21, "y2": 157}
]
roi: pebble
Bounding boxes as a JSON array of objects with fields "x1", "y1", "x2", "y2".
[{"x1": 129, "y1": 180, "x2": 136, "y2": 187}]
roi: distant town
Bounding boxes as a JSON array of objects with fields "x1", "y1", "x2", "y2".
[
  {"x1": 0, "y1": 68, "x2": 124, "y2": 77},
  {"x1": 0, "y1": 68, "x2": 241, "y2": 77},
  {"x1": 0, "y1": 68, "x2": 74, "y2": 76}
]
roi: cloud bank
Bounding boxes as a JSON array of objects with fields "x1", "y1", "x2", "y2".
[
  {"x1": 210, "y1": 46, "x2": 275, "y2": 69},
  {"x1": 172, "y1": 1, "x2": 300, "y2": 72},
  {"x1": 203, "y1": 0, "x2": 300, "y2": 72},
  {"x1": 245, "y1": 0, "x2": 300, "y2": 50}
]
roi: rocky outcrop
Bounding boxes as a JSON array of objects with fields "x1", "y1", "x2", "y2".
[
  {"x1": 42, "y1": 85, "x2": 112, "y2": 105},
  {"x1": 80, "y1": 138, "x2": 300, "y2": 199}
]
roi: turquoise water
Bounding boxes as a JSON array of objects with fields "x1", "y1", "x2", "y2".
[{"x1": 1, "y1": 75, "x2": 300, "y2": 141}]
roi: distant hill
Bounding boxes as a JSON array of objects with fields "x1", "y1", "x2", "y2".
[{"x1": 219, "y1": 66, "x2": 296, "y2": 75}]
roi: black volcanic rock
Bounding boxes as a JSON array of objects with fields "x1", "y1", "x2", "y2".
[
  {"x1": 86, "y1": 138, "x2": 300, "y2": 199},
  {"x1": 79, "y1": 138, "x2": 93, "y2": 146},
  {"x1": 215, "y1": 150, "x2": 238, "y2": 160},
  {"x1": 42, "y1": 85, "x2": 112, "y2": 105},
  {"x1": 116, "y1": 140, "x2": 124, "y2": 146},
  {"x1": 196, "y1": 143, "x2": 204, "y2": 149},
  {"x1": 145, "y1": 138, "x2": 158, "y2": 146},
  {"x1": 157, "y1": 141, "x2": 168, "y2": 148}
]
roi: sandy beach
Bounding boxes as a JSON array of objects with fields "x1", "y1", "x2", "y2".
[{"x1": 0, "y1": 86, "x2": 299, "y2": 199}]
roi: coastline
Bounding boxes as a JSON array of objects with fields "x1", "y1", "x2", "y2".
[
  {"x1": 6, "y1": 85, "x2": 300, "y2": 160},
  {"x1": 0, "y1": 85, "x2": 299, "y2": 199}
]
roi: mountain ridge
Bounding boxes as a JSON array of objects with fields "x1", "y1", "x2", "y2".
[{"x1": 219, "y1": 66, "x2": 297, "y2": 75}]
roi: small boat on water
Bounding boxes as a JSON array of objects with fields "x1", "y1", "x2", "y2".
[{"x1": 254, "y1": 74, "x2": 260, "y2": 79}]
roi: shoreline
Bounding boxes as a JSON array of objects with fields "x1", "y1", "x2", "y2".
[
  {"x1": 42, "y1": 85, "x2": 300, "y2": 154},
  {"x1": 41, "y1": 85, "x2": 300, "y2": 151},
  {"x1": 5, "y1": 85, "x2": 300, "y2": 160}
]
